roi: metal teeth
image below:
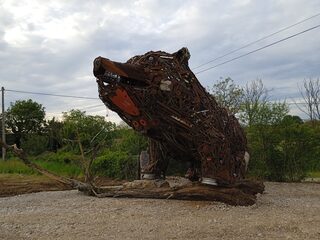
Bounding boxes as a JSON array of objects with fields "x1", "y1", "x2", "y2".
[{"x1": 100, "y1": 72, "x2": 121, "y2": 84}]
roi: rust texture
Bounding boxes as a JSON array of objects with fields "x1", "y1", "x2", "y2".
[{"x1": 93, "y1": 47, "x2": 248, "y2": 186}]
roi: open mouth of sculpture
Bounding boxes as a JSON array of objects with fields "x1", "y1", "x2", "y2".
[
  {"x1": 93, "y1": 57, "x2": 146, "y2": 117},
  {"x1": 93, "y1": 57, "x2": 149, "y2": 89},
  {"x1": 98, "y1": 71, "x2": 149, "y2": 90}
]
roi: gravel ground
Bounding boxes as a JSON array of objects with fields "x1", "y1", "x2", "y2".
[{"x1": 0, "y1": 182, "x2": 319, "y2": 240}]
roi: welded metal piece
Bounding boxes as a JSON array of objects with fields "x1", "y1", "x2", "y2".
[
  {"x1": 141, "y1": 173, "x2": 156, "y2": 180},
  {"x1": 201, "y1": 178, "x2": 218, "y2": 186},
  {"x1": 93, "y1": 48, "x2": 248, "y2": 186}
]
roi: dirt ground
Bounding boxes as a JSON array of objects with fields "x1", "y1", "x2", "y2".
[
  {"x1": 0, "y1": 174, "x2": 126, "y2": 197},
  {"x1": 0, "y1": 174, "x2": 71, "y2": 197},
  {"x1": 0, "y1": 180, "x2": 319, "y2": 240}
]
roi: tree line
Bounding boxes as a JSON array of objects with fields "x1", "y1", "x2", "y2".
[
  {"x1": 1, "y1": 77, "x2": 319, "y2": 181},
  {"x1": 209, "y1": 77, "x2": 320, "y2": 181}
]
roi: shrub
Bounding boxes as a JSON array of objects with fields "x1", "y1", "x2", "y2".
[
  {"x1": 247, "y1": 116, "x2": 319, "y2": 181},
  {"x1": 21, "y1": 134, "x2": 49, "y2": 156},
  {"x1": 35, "y1": 160, "x2": 82, "y2": 178},
  {"x1": 92, "y1": 150, "x2": 138, "y2": 180},
  {"x1": 34, "y1": 150, "x2": 81, "y2": 164}
]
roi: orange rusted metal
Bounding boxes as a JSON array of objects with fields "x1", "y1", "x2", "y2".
[{"x1": 110, "y1": 88, "x2": 140, "y2": 116}]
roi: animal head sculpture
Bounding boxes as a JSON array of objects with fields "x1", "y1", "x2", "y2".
[{"x1": 93, "y1": 48, "x2": 248, "y2": 186}]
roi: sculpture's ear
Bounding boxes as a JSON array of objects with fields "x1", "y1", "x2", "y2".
[{"x1": 173, "y1": 47, "x2": 190, "y2": 65}]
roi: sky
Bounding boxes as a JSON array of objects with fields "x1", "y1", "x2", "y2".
[{"x1": 1, "y1": 0, "x2": 320, "y2": 123}]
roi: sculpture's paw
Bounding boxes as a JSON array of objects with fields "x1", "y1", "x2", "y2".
[{"x1": 185, "y1": 168, "x2": 200, "y2": 182}]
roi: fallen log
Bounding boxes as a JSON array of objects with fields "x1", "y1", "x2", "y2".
[{"x1": 86, "y1": 178, "x2": 264, "y2": 206}]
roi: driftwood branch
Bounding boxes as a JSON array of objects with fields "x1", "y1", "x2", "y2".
[
  {"x1": 88, "y1": 179, "x2": 264, "y2": 206},
  {"x1": 0, "y1": 140, "x2": 91, "y2": 191}
]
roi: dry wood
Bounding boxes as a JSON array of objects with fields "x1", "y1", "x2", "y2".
[{"x1": 88, "y1": 179, "x2": 264, "y2": 206}]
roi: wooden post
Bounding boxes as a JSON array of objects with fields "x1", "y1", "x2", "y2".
[{"x1": 1, "y1": 87, "x2": 5, "y2": 160}]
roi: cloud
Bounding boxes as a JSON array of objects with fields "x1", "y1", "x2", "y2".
[{"x1": 1, "y1": 0, "x2": 320, "y2": 122}]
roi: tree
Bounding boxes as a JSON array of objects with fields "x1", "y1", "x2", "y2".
[
  {"x1": 112, "y1": 124, "x2": 147, "y2": 155},
  {"x1": 62, "y1": 110, "x2": 116, "y2": 149},
  {"x1": 248, "y1": 115, "x2": 317, "y2": 181},
  {"x1": 240, "y1": 79, "x2": 268, "y2": 126},
  {"x1": 239, "y1": 80, "x2": 292, "y2": 181},
  {"x1": 209, "y1": 77, "x2": 244, "y2": 114},
  {"x1": 62, "y1": 109, "x2": 116, "y2": 181},
  {"x1": 6, "y1": 99, "x2": 46, "y2": 147},
  {"x1": 245, "y1": 104, "x2": 289, "y2": 181},
  {"x1": 93, "y1": 124, "x2": 148, "y2": 180},
  {"x1": 246, "y1": 114, "x2": 313, "y2": 182},
  {"x1": 45, "y1": 117, "x2": 64, "y2": 152},
  {"x1": 297, "y1": 78, "x2": 320, "y2": 121},
  {"x1": 239, "y1": 79, "x2": 289, "y2": 126},
  {"x1": 275, "y1": 116, "x2": 314, "y2": 181}
]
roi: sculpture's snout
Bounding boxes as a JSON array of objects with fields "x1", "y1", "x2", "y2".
[{"x1": 93, "y1": 57, "x2": 104, "y2": 77}]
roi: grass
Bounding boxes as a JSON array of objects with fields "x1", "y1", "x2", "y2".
[
  {"x1": 36, "y1": 161, "x2": 82, "y2": 177},
  {"x1": 1, "y1": 153, "x2": 319, "y2": 181},
  {"x1": 308, "y1": 171, "x2": 320, "y2": 178},
  {"x1": 0, "y1": 159, "x2": 35, "y2": 174},
  {"x1": 0, "y1": 158, "x2": 82, "y2": 178}
]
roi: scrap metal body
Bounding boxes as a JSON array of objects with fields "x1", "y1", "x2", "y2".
[{"x1": 93, "y1": 48, "x2": 247, "y2": 185}]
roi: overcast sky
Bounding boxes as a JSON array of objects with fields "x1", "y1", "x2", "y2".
[{"x1": 1, "y1": 0, "x2": 320, "y2": 123}]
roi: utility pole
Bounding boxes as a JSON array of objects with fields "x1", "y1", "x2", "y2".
[{"x1": 1, "y1": 87, "x2": 5, "y2": 160}]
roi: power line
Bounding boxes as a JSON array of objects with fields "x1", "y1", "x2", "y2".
[
  {"x1": 5, "y1": 89, "x2": 99, "y2": 100},
  {"x1": 193, "y1": 12, "x2": 320, "y2": 70},
  {"x1": 5, "y1": 88, "x2": 108, "y2": 114},
  {"x1": 79, "y1": 104, "x2": 105, "y2": 111},
  {"x1": 195, "y1": 23, "x2": 320, "y2": 75},
  {"x1": 285, "y1": 102, "x2": 304, "y2": 105}
]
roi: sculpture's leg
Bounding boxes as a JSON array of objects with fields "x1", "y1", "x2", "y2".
[
  {"x1": 140, "y1": 139, "x2": 169, "y2": 180},
  {"x1": 232, "y1": 150, "x2": 247, "y2": 180},
  {"x1": 185, "y1": 160, "x2": 200, "y2": 181},
  {"x1": 200, "y1": 155, "x2": 219, "y2": 186},
  {"x1": 198, "y1": 143, "x2": 238, "y2": 186},
  {"x1": 200, "y1": 151, "x2": 248, "y2": 186}
]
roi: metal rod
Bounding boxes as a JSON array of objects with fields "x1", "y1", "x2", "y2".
[{"x1": 1, "y1": 86, "x2": 6, "y2": 160}]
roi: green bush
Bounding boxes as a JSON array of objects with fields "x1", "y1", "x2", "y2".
[
  {"x1": 21, "y1": 134, "x2": 49, "y2": 156},
  {"x1": 247, "y1": 117, "x2": 319, "y2": 181},
  {"x1": 34, "y1": 150, "x2": 81, "y2": 164},
  {"x1": 92, "y1": 150, "x2": 138, "y2": 180},
  {"x1": 35, "y1": 160, "x2": 82, "y2": 178},
  {"x1": 112, "y1": 128, "x2": 148, "y2": 155},
  {"x1": 29, "y1": 151, "x2": 83, "y2": 177},
  {"x1": 308, "y1": 171, "x2": 320, "y2": 178}
]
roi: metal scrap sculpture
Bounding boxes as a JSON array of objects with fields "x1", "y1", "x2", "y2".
[{"x1": 93, "y1": 47, "x2": 248, "y2": 186}]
